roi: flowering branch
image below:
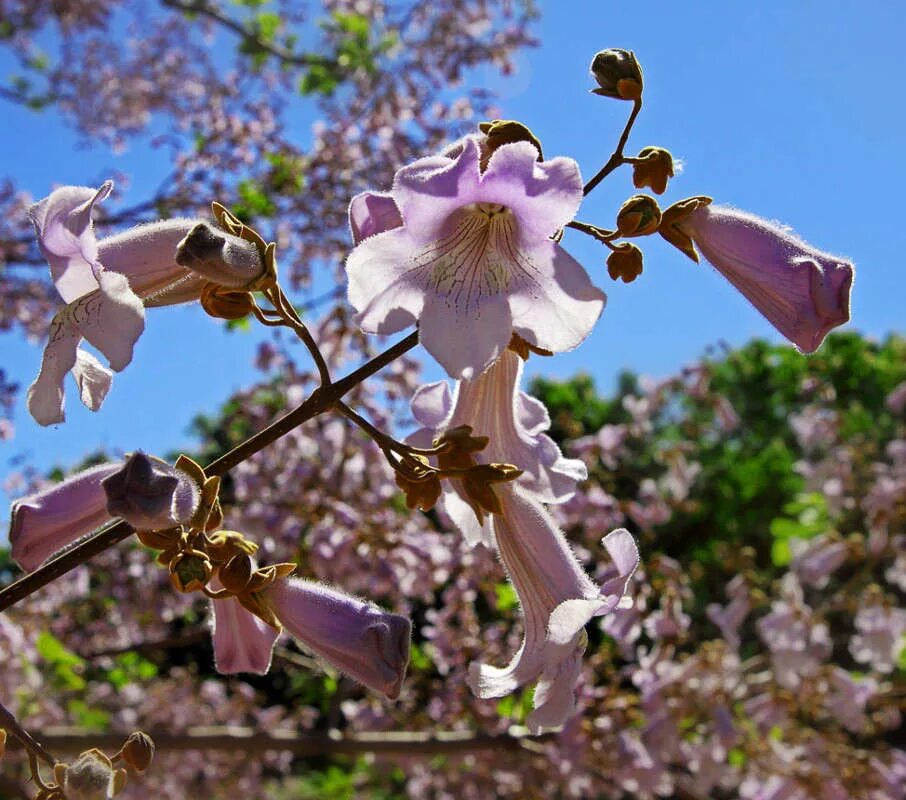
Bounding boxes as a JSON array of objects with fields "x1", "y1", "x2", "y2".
[
  {"x1": 0, "y1": 330, "x2": 419, "y2": 612},
  {"x1": 583, "y1": 97, "x2": 642, "y2": 196}
]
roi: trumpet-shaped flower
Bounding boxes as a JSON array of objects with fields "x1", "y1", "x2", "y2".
[
  {"x1": 210, "y1": 590, "x2": 279, "y2": 676},
  {"x1": 27, "y1": 181, "x2": 265, "y2": 425},
  {"x1": 467, "y1": 487, "x2": 638, "y2": 731},
  {"x1": 346, "y1": 135, "x2": 606, "y2": 380},
  {"x1": 674, "y1": 204, "x2": 854, "y2": 353},
  {"x1": 210, "y1": 577, "x2": 412, "y2": 698},
  {"x1": 9, "y1": 452, "x2": 200, "y2": 572},
  {"x1": 409, "y1": 349, "x2": 587, "y2": 545}
]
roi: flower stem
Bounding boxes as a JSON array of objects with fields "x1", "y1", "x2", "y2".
[
  {"x1": 0, "y1": 330, "x2": 420, "y2": 613},
  {"x1": 0, "y1": 702, "x2": 56, "y2": 768},
  {"x1": 583, "y1": 98, "x2": 642, "y2": 196}
]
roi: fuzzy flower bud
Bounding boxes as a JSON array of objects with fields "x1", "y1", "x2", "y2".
[
  {"x1": 616, "y1": 194, "x2": 662, "y2": 237},
  {"x1": 590, "y1": 49, "x2": 643, "y2": 100},
  {"x1": 55, "y1": 750, "x2": 126, "y2": 800},
  {"x1": 119, "y1": 732, "x2": 155, "y2": 773},
  {"x1": 673, "y1": 203, "x2": 854, "y2": 353},
  {"x1": 631, "y1": 147, "x2": 674, "y2": 195},
  {"x1": 264, "y1": 578, "x2": 412, "y2": 698},
  {"x1": 102, "y1": 452, "x2": 200, "y2": 531},
  {"x1": 607, "y1": 242, "x2": 644, "y2": 283}
]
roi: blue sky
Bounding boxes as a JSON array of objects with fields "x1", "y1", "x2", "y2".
[{"x1": 1, "y1": 0, "x2": 903, "y2": 481}]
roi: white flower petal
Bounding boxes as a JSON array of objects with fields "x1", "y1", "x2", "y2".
[
  {"x1": 27, "y1": 312, "x2": 81, "y2": 426},
  {"x1": 71, "y1": 349, "x2": 112, "y2": 412},
  {"x1": 508, "y1": 240, "x2": 606, "y2": 353}
]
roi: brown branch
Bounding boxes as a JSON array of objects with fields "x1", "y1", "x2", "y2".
[
  {"x1": 10, "y1": 726, "x2": 552, "y2": 757},
  {"x1": 0, "y1": 330, "x2": 420, "y2": 613},
  {"x1": 583, "y1": 98, "x2": 642, "y2": 196}
]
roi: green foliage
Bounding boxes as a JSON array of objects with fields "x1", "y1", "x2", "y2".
[
  {"x1": 105, "y1": 652, "x2": 159, "y2": 689},
  {"x1": 36, "y1": 631, "x2": 86, "y2": 691},
  {"x1": 531, "y1": 333, "x2": 906, "y2": 571}
]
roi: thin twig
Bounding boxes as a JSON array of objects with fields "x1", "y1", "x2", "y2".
[
  {"x1": 0, "y1": 702, "x2": 56, "y2": 768},
  {"x1": 582, "y1": 99, "x2": 642, "y2": 196},
  {"x1": 0, "y1": 331, "x2": 419, "y2": 612}
]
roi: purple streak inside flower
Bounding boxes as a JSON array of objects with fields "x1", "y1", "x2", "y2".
[{"x1": 346, "y1": 135, "x2": 605, "y2": 380}]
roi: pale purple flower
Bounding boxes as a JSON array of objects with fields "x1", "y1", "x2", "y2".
[
  {"x1": 706, "y1": 575, "x2": 751, "y2": 650},
  {"x1": 27, "y1": 181, "x2": 264, "y2": 425},
  {"x1": 467, "y1": 486, "x2": 638, "y2": 731},
  {"x1": 9, "y1": 452, "x2": 199, "y2": 572},
  {"x1": 849, "y1": 604, "x2": 906, "y2": 674},
  {"x1": 790, "y1": 535, "x2": 848, "y2": 589},
  {"x1": 346, "y1": 135, "x2": 606, "y2": 379},
  {"x1": 409, "y1": 350, "x2": 587, "y2": 546},
  {"x1": 757, "y1": 587, "x2": 831, "y2": 688},
  {"x1": 677, "y1": 204, "x2": 854, "y2": 353},
  {"x1": 209, "y1": 590, "x2": 279, "y2": 676},
  {"x1": 265, "y1": 578, "x2": 411, "y2": 698}
]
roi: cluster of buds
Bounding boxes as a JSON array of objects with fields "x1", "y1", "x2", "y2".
[
  {"x1": 394, "y1": 424, "x2": 522, "y2": 521},
  {"x1": 31, "y1": 732, "x2": 153, "y2": 800},
  {"x1": 133, "y1": 456, "x2": 295, "y2": 626}
]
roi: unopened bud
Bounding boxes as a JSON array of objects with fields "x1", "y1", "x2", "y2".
[
  {"x1": 590, "y1": 49, "x2": 643, "y2": 101},
  {"x1": 478, "y1": 119, "x2": 543, "y2": 163},
  {"x1": 607, "y1": 243, "x2": 644, "y2": 283},
  {"x1": 176, "y1": 222, "x2": 264, "y2": 289},
  {"x1": 120, "y1": 731, "x2": 155, "y2": 772},
  {"x1": 0, "y1": 729, "x2": 6, "y2": 759},
  {"x1": 632, "y1": 147, "x2": 674, "y2": 195},
  {"x1": 396, "y1": 471, "x2": 442, "y2": 512},
  {"x1": 219, "y1": 553, "x2": 254, "y2": 594},
  {"x1": 169, "y1": 550, "x2": 213, "y2": 593},
  {"x1": 616, "y1": 194, "x2": 662, "y2": 237},
  {"x1": 200, "y1": 283, "x2": 256, "y2": 320}
]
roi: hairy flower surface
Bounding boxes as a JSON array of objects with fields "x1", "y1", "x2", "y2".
[
  {"x1": 676, "y1": 204, "x2": 854, "y2": 353},
  {"x1": 211, "y1": 577, "x2": 412, "y2": 699},
  {"x1": 9, "y1": 452, "x2": 199, "y2": 572},
  {"x1": 468, "y1": 487, "x2": 638, "y2": 731},
  {"x1": 210, "y1": 591, "x2": 279, "y2": 675},
  {"x1": 346, "y1": 135, "x2": 605, "y2": 379},
  {"x1": 409, "y1": 349, "x2": 587, "y2": 545},
  {"x1": 27, "y1": 182, "x2": 264, "y2": 425}
]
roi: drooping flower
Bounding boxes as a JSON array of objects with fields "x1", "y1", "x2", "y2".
[
  {"x1": 209, "y1": 589, "x2": 279, "y2": 676},
  {"x1": 467, "y1": 487, "x2": 638, "y2": 731},
  {"x1": 9, "y1": 452, "x2": 200, "y2": 572},
  {"x1": 210, "y1": 576, "x2": 412, "y2": 698},
  {"x1": 664, "y1": 200, "x2": 854, "y2": 353},
  {"x1": 346, "y1": 135, "x2": 606, "y2": 380},
  {"x1": 27, "y1": 181, "x2": 266, "y2": 425},
  {"x1": 409, "y1": 348, "x2": 587, "y2": 546}
]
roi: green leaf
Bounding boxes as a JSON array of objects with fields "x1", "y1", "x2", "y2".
[
  {"x1": 67, "y1": 699, "x2": 110, "y2": 731},
  {"x1": 36, "y1": 631, "x2": 84, "y2": 668},
  {"x1": 494, "y1": 582, "x2": 518, "y2": 611}
]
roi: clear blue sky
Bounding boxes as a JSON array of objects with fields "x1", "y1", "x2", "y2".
[{"x1": 1, "y1": 0, "x2": 902, "y2": 482}]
